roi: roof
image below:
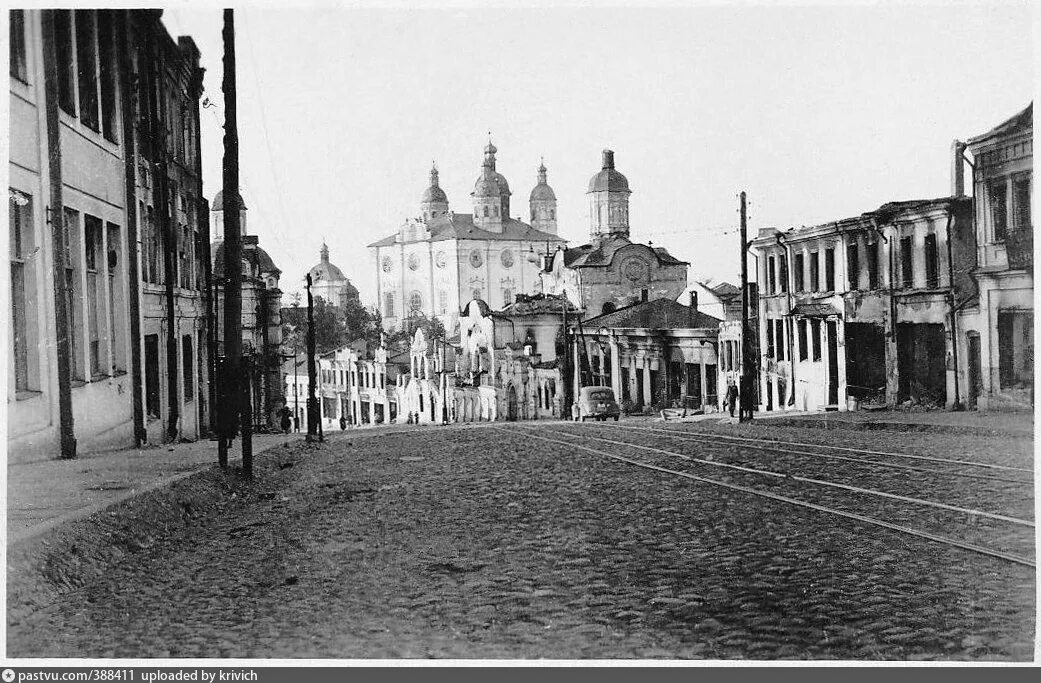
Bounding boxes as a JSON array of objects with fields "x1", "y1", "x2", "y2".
[
  {"x1": 212, "y1": 240, "x2": 281, "y2": 277},
  {"x1": 212, "y1": 190, "x2": 246, "y2": 211},
  {"x1": 968, "y1": 102, "x2": 1032, "y2": 146},
  {"x1": 561, "y1": 236, "x2": 687, "y2": 269},
  {"x1": 582, "y1": 297, "x2": 722, "y2": 330},
  {"x1": 530, "y1": 183, "x2": 556, "y2": 201},
  {"x1": 368, "y1": 213, "x2": 566, "y2": 248},
  {"x1": 587, "y1": 149, "x2": 631, "y2": 193},
  {"x1": 711, "y1": 281, "x2": 741, "y2": 298}
]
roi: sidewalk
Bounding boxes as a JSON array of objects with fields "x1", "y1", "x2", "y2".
[{"x1": 6, "y1": 432, "x2": 295, "y2": 546}]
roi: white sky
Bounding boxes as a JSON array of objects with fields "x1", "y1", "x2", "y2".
[{"x1": 159, "y1": 0, "x2": 1034, "y2": 305}]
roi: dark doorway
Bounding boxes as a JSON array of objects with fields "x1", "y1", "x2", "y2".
[
  {"x1": 846, "y1": 322, "x2": 887, "y2": 401},
  {"x1": 685, "y1": 362, "x2": 701, "y2": 409},
  {"x1": 507, "y1": 385, "x2": 519, "y2": 421},
  {"x1": 144, "y1": 334, "x2": 160, "y2": 419},
  {"x1": 897, "y1": 322, "x2": 947, "y2": 405},
  {"x1": 826, "y1": 320, "x2": 839, "y2": 406},
  {"x1": 967, "y1": 332, "x2": 982, "y2": 410},
  {"x1": 635, "y1": 368, "x2": 645, "y2": 407},
  {"x1": 998, "y1": 309, "x2": 1034, "y2": 390}
]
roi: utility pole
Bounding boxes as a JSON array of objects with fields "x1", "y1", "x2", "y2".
[
  {"x1": 221, "y1": 8, "x2": 251, "y2": 474},
  {"x1": 306, "y1": 274, "x2": 319, "y2": 441},
  {"x1": 739, "y1": 191, "x2": 754, "y2": 423},
  {"x1": 42, "y1": 10, "x2": 76, "y2": 459}
]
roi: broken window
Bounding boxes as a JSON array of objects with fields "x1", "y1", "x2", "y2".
[
  {"x1": 75, "y1": 10, "x2": 99, "y2": 131},
  {"x1": 767, "y1": 256, "x2": 776, "y2": 295},
  {"x1": 798, "y1": 319, "x2": 808, "y2": 361},
  {"x1": 867, "y1": 240, "x2": 880, "y2": 290},
  {"x1": 778, "y1": 254, "x2": 788, "y2": 293},
  {"x1": 794, "y1": 253, "x2": 804, "y2": 292},
  {"x1": 924, "y1": 233, "x2": 939, "y2": 288},
  {"x1": 998, "y1": 309, "x2": 1033, "y2": 390},
  {"x1": 990, "y1": 181, "x2": 1008, "y2": 242},
  {"x1": 10, "y1": 10, "x2": 27, "y2": 82},
  {"x1": 847, "y1": 242, "x2": 859, "y2": 291},
  {"x1": 825, "y1": 248, "x2": 835, "y2": 291},
  {"x1": 900, "y1": 236, "x2": 913, "y2": 288},
  {"x1": 1012, "y1": 174, "x2": 1031, "y2": 231},
  {"x1": 810, "y1": 251, "x2": 819, "y2": 292}
]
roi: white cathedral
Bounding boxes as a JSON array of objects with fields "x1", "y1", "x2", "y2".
[{"x1": 369, "y1": 141, "x2": 566, "y2": 334}]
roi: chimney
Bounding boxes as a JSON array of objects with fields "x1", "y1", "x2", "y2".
[
  {"x1": 689, "y1": 290, "x2": 698, "y2": 326},
  {"x1": 602, "y1": 149, "x2": 615, "y2": 170},
  {"x1": 951, "y1": 139, "x2": 966, "y2": 197}
]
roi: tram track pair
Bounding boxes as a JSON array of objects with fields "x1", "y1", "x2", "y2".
[
  {"x1": 490, "y1": 424, "x2": 1036, "y2": 569},
  {"x1": 584, "y1": 421, "x2": 1033, "y2": 485}
]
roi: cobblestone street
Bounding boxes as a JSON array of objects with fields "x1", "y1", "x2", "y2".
[{"x1": 7, "y1": 418, "x2": 1034, "y2": 660}]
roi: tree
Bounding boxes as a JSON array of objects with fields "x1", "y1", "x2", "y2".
[{"x1": 281, "y1": 296, "x2": 383, "y2": 357}]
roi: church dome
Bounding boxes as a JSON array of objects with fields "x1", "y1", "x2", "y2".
[
  {"x1": 212, "y1": 190, "x2": 247, "y2": 211},
  {"x1": 587, "y1": 149, "x2": 630, "y2": 193},
  {"x1": 421, "y1": 163, "x2": 448, "y2": 205},
  {"x1": 530, "y1": 161, "x2": 556, "y2": 201},
  {"x1": 308, "y1": 243, "x2": 347, "y2": 283},
  {"x1": 473, "y1": 172, "x2": 502, "y2": 198},
  {"x1": 421, "y1": 184, "x2": 448, "y2": 204}
]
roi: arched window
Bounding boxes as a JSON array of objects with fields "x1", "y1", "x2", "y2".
[
  {"x1": 483, "y1": 206, "x2": 489, "y2": 217},
  {"x1": 384, "y1": 292, "x2": 395, "y2": 317},
  {"x1": 550, "y1": 208, "x2": 555, "y2": 220},
  {"x1": 493, "y1": 205, "x2": 499, "y2": 217},
  {"x1": 409, "y1": 291, "x2": 423, "y2": 311}
]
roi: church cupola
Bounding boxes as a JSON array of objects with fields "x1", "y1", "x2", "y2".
[
  {"x1": 529, "y1": 159, "x2": 557, "y2": 235},
  {"x1": 420, "y1": 162, "x2": 449, "y2": 222},
  {"x1": 586, "y1": 148, "x2": 631, "y2": 242},
  {"x1": 212, "y1": 190, "x2": 248, "y2": 238},
  {"x1": 472, "y1": 139, "x2": 510, "y2": 232}
]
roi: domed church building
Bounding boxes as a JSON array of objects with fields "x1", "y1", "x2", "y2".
[
  {"x1": 368, "y1": 141, "x2": 567, "y2": 334},
  {"x1": 307, "y1": 243, "x2": 360, "y2": 308},
  {"x1": 540, "y1": 149, "x2": 688, "y2": 316}
]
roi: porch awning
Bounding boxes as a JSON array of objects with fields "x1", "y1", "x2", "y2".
[{"x1": 792, "y1": 302, "x2": 841, "y2": 317}]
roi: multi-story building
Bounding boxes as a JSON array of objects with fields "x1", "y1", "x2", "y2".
[
  {"x1": 368, "y1": 143, "x2": 566, "y2": 335},
  {"x1": 541, "y1": 150, "x2": 688, "y2": 316},
  {"x1": 751, "y1": 196, "x2": 973, "y2": 413},
  {"x1": 210, "y1": 191, "x2": 285, "y2": 429},
  {"x1": 128, "y1": 10, "x2": 210, "y2": 444},
  {"x1": 8, "y1": 9, "x2": 209, "y2": 462},
  {"x1": 957, "y1": 104, "x2": 1033, "y2": 409}
]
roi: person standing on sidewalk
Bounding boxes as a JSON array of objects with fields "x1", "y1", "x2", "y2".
[{"x1": 725, "y1": 381, "x2": 739, "y2": 417}]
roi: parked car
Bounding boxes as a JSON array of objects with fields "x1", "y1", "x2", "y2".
[{"x1": 577, "y1": 386, "x2": 621, "y2": 421}]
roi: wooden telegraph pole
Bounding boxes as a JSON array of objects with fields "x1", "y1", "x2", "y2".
[
  {"x1": 739, "y1": 191, "x2": 754, "y2": 423},
  {"x1": 305, "y1": 274, "x2": 319, "y2": 441},
  {"x1": 221, "y1": 8, "x2": 252, "y2": 475}
]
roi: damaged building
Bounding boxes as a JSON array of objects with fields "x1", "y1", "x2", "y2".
[{"x1": 751, "y1": 195, "x2": 973, "y2": 412}]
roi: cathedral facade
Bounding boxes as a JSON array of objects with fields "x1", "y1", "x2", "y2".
[{"x1": 368, "y1": 142, "x2": 567, "y2": 334}]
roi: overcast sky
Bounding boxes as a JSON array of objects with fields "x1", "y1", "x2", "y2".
[{"x1": 161, "y1": 0, "x2": 1034, "y2": 305}]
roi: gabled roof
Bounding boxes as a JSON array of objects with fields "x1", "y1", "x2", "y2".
[
  {"x1": 561, "y1": 236, "x2": 688, "y2": 269},
  {"x1": 711, "y1": 281, "x2": 741, "y2": 297},
  {"x1": 968, "y1": 102, "x2": 1032, "y2": 146},
  {"x1": 582, "y1": 297, "x2": 722, "y2": 331},
  {"x1": 368, "y1": 213, "x2": 566, "y2": 248}
]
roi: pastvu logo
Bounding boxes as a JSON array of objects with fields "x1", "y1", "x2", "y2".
[{"x1": 2, "y1": 669, "x2": 16, "y2": 682}]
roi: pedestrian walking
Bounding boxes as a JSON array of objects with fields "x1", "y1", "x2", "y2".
[
  {"x1": 293, "y1": 414, "x2": 300, "y2": 432},
  {"x1": 725, "y1": 381, "x2": 739, "y2": 417},
  {"x1": 339, "y1": 415, "x2": 347, "y2": 431},
  {"x1": 280, "y1": 407, "x2": 291, "y2": 434}
]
